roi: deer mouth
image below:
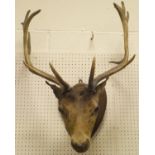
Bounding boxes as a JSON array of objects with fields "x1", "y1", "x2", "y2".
[{"x1": 71, "y1": 139, "x2": 90, "y2": 153}]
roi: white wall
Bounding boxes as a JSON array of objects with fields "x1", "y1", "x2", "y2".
[
  {"x1": 16, "y1": 0, "x2": 138, "y2": 54},
  {"x1": 16, "y1": 0, "x2": 138, "y2": 31}
]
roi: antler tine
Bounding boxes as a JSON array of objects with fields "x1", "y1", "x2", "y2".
[
  {"x1": 88, "y1": 57, "x2": 96, "y2": 90},
  {"x1": 22, "y1": 10, "x2": 70, "y2": 88},
  {"x1": 49, "y1": 63, "x2": 70, "y2": 90},
  {"x1": 93, "y1": 1, "x2": 135, "y2": 87}
]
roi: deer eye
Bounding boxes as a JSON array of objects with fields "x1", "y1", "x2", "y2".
[{"x1": 92, "y1": 106, "x2": 99, "y2": 115}]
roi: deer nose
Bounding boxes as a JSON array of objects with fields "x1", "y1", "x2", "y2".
[{"x1": 71, "y1": 139, "x2": 90, "y2": 153}]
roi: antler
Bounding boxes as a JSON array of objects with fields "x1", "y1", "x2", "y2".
[
  {"x1": 22, "y1": 10, "x2": 70, "y2": 89},
  {"x1": 88, "y1": 57, "x2": 96, "y2": 90},
  {"x1": 88, "y1": 1, "x2": 136, "y2": 89}
]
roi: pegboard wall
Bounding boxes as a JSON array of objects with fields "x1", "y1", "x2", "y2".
[{"x1": 16, "y1": 31, "x2": 138, "y2": 155}]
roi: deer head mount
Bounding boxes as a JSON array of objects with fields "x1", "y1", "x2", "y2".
[{"x1": 22, "y1": 1, "x2": 135, "y2": 153}]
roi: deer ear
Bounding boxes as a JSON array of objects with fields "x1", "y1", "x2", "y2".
[
  {"x1": 45, "y1": 81, "x2": 63, "y2": 99},
  {"x1": 96, "y1": 79, "x2": 108, "y2": 93}
]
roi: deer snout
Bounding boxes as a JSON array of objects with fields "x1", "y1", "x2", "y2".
[{"x1": 71, "y1": 138, "x2": 90, "y2": 153}]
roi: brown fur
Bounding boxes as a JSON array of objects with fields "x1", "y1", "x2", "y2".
[
  {"x1": 49, "y1": 81, "x2": 107, "y2": 152},
  {"x1": 91, "y1": 87, "x2": 107, "y2": 136}
]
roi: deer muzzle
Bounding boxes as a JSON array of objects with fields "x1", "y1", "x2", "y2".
[{"x1": 71, "y1": 138, "x2": 90, "y2": 153}]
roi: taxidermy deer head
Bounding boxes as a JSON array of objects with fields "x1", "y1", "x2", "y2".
[{"x1": 22, "y1": 1, "x2": 135, "y2": 153}]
